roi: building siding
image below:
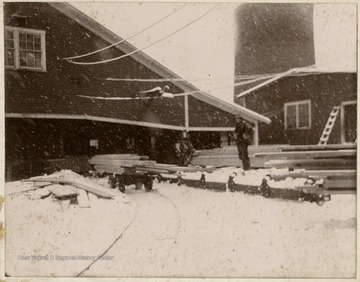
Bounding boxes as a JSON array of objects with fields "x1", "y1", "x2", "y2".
[
  {"x1": 4, "y1": 2, "x2": 186, "y2": 126},
  {"x1": 236, "y1": 73, "x2": 357, "y2": 145}
]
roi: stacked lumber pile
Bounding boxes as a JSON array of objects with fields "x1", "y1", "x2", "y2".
[
  {"x1": 89, "y1": 154, "x2": 216, "y2": 175},
  {"x1": 255, "y1": 144, "x2": 356, "y2": 170},
  {"x1": 254, "y1": 144, "x2": 357, "y2": 201},
  {"x1": 190, "y1": 145, "x2": 286, "y2": 168},
  {"x1": 21, "y1": 171, "x2": 115, "y2": 210}
]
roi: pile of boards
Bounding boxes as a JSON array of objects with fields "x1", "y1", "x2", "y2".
[
  {"x1": 19, "y1": 174, "x2": 115, "y2": 210},
  {"x1": 89, "y1": 154, "x2": 216, "y2": 178},
  {"x1": 191, "y1": 145, "x2": 284, "y2": 168},
  {"x1": 254, "y1": 144, "x2": 357, "y2": 198}
]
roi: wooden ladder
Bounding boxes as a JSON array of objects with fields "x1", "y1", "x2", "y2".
[{"x1": 318, "y1": 106, "x2": 341, "y2": 145}]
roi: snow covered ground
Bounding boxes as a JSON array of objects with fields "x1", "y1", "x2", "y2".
[{"x1": 4, "y1": 170, "x2": 356, "y2": 278}]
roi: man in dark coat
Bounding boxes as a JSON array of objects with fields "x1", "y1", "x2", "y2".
[
  {"x1": 178, "y1": 136, "x2": 195, "y2": 166},
  {"x1": 234, "y1": 115, "x2": 254, "y2": 170}
]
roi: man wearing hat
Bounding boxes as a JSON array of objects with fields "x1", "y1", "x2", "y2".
[{"x1": 234, "y1": 115, "x2": 254, "y2": 170}]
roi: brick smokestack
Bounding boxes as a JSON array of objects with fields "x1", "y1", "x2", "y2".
[{"x1": 234, "y1": 3, "x2": 315, "y2": 76}]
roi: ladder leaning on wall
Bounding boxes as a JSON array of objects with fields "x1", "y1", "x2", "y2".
[{"x1": 318, "y1": 106, "x2": 341, "y2": 145}]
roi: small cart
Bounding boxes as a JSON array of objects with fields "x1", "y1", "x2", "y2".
[{"x1": 107, "y1": 167, "x2": 156, "y2": 192}]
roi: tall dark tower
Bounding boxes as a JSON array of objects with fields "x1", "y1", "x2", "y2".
[{"x1": 234, "y1": 3, "x2": 315, "y2": 76}]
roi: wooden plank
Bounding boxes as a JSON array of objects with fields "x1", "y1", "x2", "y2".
[
  {"x1": 48, "y1": 184, "x2": 78, "y2": 198},
  {"x1": 89, "y1": 159, "x2": 157, "y2": 167},
  {"x1": 93, "y1": 154, "x2": 138, "y2": 158},
  {"x1": 77, "y1": 189, "x2": 91, "y2": 208},
  {"x1": 149, "y1": 164, "x2": 214, "y2": 173},
  {"x1": 91, "y1": 155, "x2": 149, "y2": 160},
  {"x1": 193, "y1": 145, "x2": 285, "y2": 157},
  {"x1": 134, "y1": 166, "x2": 172, "y2": 174},
  {"x1": 94, "y1": 165, "x2": 126, "y2": 174},
  {"x1": 304, "y1": 170, "x2": 357, "y2": 177},
  {"x1": 323, "y1": 179, "x2": 357, "y2": 189},
  {"x1": 266, "y1": 159, "x2": 356, "y2": 169},
  {"x1": 277, "y1": 144, "x2": 356, "y2": 152},
  {"x1": 255, "y1": 149, "x2": 356, "y2": 159},
  {"x1": 270, "y1": 170, "x2": 357, "y2": 180}
]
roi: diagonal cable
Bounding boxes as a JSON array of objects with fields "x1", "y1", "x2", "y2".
[
  {"x1": 67, "y1": 4, "x2": 220, "y2": 65},
  {"x1": 63, "y1": 3, "x2": 188, "y2": 61}
]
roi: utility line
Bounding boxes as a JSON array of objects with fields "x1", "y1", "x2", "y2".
[
  {"x1": 64, "y1": 3, "x2": 188, "y2": 61},
  {"x1": 104, "y1": 70, "x2": 326, "y2": 83},
  {"x1": 67, "y1": 4, "x2": 220, "y2": 65},
  {"x1": 77, "y1": 64, "x2": 319, "y2": 101}
]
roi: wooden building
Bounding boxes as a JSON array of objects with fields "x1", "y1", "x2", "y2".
[
  {"x1": 4, "y1": 2, "x2": 270, "y2": 179},
  {"x1": 234, "y1": 3, "x2": 356, "y2": 145},
  {"x1": 235, "y1": 72, "x2": 357, "y2": 145}
]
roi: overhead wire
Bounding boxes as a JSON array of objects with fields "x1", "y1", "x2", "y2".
[
  {"x1": 66, "y1": 4, "x2": 220, "y2": 65},
  {"x1": 63, "y1": 3, "x2": 188, "y2": 61},
  {"x1": 77, "y1": 64, "x2": 328, "y2": 101}
]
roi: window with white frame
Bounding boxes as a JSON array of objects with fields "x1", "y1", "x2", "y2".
[
  {"x1": 284, "y1": 100, "x2": 311, "y2": 130},
  {"x1": 5, "y1": 26, "x2": 46, "y2": 71}
]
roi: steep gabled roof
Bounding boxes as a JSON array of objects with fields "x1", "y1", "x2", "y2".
[{"x1": 49, "y1": 2, "x2": 270, "y2": 124}]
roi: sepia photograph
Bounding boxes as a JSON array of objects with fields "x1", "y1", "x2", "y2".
[{"x1": 1, "y1": 1, "x2": 358, "y2": 279}]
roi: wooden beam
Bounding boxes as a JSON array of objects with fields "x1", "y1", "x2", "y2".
[
  {"x1": 266, "y1": 159, "x2": 356, "y2": 169},
  {"x1": 91, "y1": 155, "x2": 149, "y2": 160},
  {"x1": 277, "y1": 144, "x2": 356, "y2": 151},
  {"x1": 89, "y1": 159, "x2": 157, "y2": 167},
  {"x1": 93, "y1": 165, "x2": 126, "y2": 174},
  {"x1": 255, "y1": 149, "x2": 356, "y2": 159}
]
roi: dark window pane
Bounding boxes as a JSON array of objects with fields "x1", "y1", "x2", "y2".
[
  {"x1": 5, "y1": 50, "x2": 15, "y2": 66},
  {"x1": 19, "y1": 51, "x2": 26, "y2": 66},
  {"x1": 19, "y1": 32, "x2": 26, "y2": 42},
  {"x1": 26, "y1": 33, "x2": 34, "y2": 43},
  {"x1": 34, "y1": 34, "x2": 41, "y2": 44},
  {"x1": 19, "y1": 40, "x2": 27, "y2": 50},
  {"x1": 35, "y1": 42, "x2": 41, "y2": 51},
  {"x1": 286, "y1": 104, "x2": 296, "y2": 129},
  {"x1": 27, "y1": 52, "x2": 35, "y2": 67},
  {"x1": 6, "y1": 30, "x2": 14, "y2": 39},
  {"x1": 298, "y1": 103, "x2": 310, "y2": 127},
  {"x1": 35, "y1": 52, "x2": 42, "y2": 68}
]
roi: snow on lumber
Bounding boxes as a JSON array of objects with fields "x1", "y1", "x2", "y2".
[
  {"x1": 29, "y1": 178, "x2": 115, "y2": 199},
  {"x1": 24, "y1": 170, "x2": 115, "y2": 199}
]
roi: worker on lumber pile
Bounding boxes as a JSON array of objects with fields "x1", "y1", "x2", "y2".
[
  {"x1": 177, "y1": 136, "x2": 195, "y2": 166},
  {"x1": 234, "y1": 115, "x2": 254, "y2": 170}
]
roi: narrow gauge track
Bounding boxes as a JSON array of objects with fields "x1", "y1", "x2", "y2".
[{"x1": 77, "y1": 187, "x2": 180, "y2": 276}]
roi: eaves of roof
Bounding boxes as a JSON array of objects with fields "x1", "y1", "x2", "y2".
[{"x1": 49, "y1": 2, "x2": 271, "y2": 124}]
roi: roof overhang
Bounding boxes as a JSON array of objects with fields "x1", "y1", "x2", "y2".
[{"x1": 5, "y1": 113, "x2": 240, "y2": 131}]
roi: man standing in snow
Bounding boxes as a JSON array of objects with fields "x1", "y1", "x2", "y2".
[{"x1": 234, "y1": 115, "x2": 254, "y2": 170}]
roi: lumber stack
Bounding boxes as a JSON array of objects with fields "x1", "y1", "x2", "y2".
[
  {"x1": 89, "y1": 154, "x2": 216, "y2": 175},
  {"x1": 255, "y1": 144, "x2": 357, "y2": 199},
  {"x1": 190, "y1": 145, "x2": 286, "y2": 168},
  {"x1": 254, "y1": 144, "x2": 356, "y2": 170}
]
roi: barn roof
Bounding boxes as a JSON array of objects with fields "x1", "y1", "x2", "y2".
[{"x1": 48, "y1": 2, "x2": 270, "y2": 125}]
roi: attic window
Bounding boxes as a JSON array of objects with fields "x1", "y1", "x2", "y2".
[{"x1": 5, "y1": 26, "x2": 46, "y2": 71}]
